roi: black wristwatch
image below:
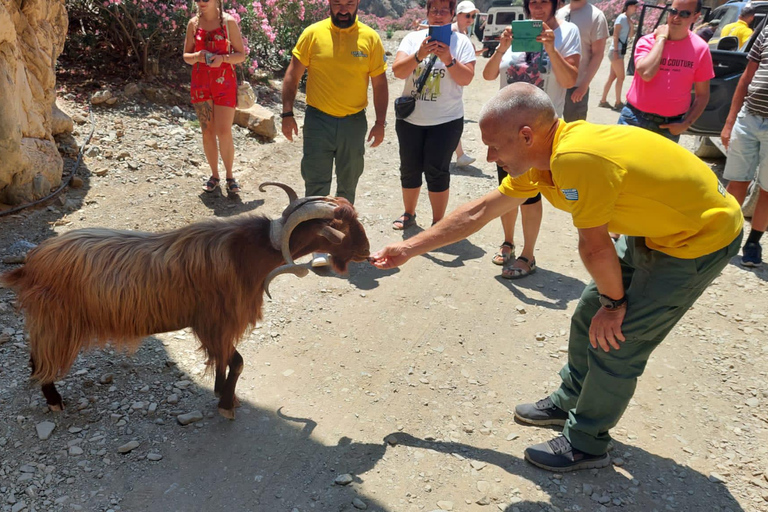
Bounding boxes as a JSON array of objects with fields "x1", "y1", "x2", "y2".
[
  {"x1": 280, "y1": 111, "x2": 294, "y2": 118},
  {"x1": 599, "y1": 294, "x2": 627, "y2": 310},
  {"x1": 446, "y1": 58, "x2": 456, "y2": 68}
]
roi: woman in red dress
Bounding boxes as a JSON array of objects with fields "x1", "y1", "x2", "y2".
[{"x1": 183, "y1": 0, "x2": 246, "y2": 194}]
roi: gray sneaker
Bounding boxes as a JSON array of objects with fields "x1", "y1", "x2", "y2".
[
  {"x1": 514, "y1": 397, "x2": 568, "y2": 427},
  {"x1": 525, "y1": 435, "x2": 610, "y2": 472}
]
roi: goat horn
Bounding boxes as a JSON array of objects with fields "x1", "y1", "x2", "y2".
[
  {"x1": 258, "y1": 182, "x2": 299, "y2": 203},
  {"x1": 269, "y1": 197, "x2": 334, "y2": 253},
  {"x1": 279, "y1": 200, "x2": 338, "y2": 267},
  {"x1": 264, "y1": 264, "x2": 310, "y2": 299},
  {"x1": 279, "y1": 196, "x2": 329, "y2": 220}
]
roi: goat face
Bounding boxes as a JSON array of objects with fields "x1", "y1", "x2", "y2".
[{"x1": 321, "y1": 199, "x2": 370, "y2": 274}]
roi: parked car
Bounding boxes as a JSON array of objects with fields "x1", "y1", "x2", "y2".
[
  {"x1": 706, "y1": 0, "x2": 768, "y2": 49},
  {"x1": 481, "y1": 0, "x2": 527, "y2": 57},
  {"x1": 630, "y1": 2, "x2": 767, "y2": 215}
]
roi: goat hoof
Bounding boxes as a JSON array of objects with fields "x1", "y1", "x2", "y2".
[
  {"x1": 218, "y1": 407, "x2": 236, "y2": 420},
  {"x1": 48, "y1": 403, "x2": 64, "y2": 412}
]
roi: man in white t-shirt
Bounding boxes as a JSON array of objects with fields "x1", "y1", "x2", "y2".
[{"x1": 557, "y1": 0, "x2": 609, "y2": 121}]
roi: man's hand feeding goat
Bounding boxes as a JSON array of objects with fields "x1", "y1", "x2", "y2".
[{"x1": 0, "y1": 182, "x2": 370, "y2": 419}]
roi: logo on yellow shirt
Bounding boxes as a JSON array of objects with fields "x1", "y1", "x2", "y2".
[
  {"x1": 351, "y1": 51, "x2": 368, "y2": 58},
  {"x1": 562, "y1": 188, "x2": 579, "y2": 201}
]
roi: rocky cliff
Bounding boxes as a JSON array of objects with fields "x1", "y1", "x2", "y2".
[{"x1": 0, "y1": 0, "x2": 70, "y2": 206}]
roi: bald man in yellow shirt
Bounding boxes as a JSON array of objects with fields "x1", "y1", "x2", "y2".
[
  {"x1": 720, "y1": 5, "x2": 755, "y2": 48},
  {"x1": 371, "y1": 83, "x2": 743, "y2": 473}
]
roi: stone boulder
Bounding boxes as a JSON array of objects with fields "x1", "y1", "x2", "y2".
[
  {"x1": 0, "y1": 0, "x2": 68, "y2": 205},
  {"x1": 233, "y1": 104, "x2": 277, "y2": 140}
]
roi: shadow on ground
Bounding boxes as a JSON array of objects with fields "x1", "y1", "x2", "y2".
[
  {"x1": 198, "y1": 189, "x2": 265, "y2": 217},
  {"x1": 494, "y1": 267, "x2": 585, "y2": 310},
  {"x1": 385, "y1": 432, "x2": 745, "y2": 512}
]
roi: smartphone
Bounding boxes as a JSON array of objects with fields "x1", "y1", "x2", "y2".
[
  {"x1": 428, "y1": 23, "x2": 453, "y2": 46},
  {"x1": 511, "y1": 20, "x2": 543, "y2": 53},
  {"x1": 204, "y1": 52, "x2": 215, "y2": 66}
]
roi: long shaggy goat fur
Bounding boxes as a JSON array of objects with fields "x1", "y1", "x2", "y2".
[{"x1": 2, "y1": 214, "x2": 279, "y2": 383}]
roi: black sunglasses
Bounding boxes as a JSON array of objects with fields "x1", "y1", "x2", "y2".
[
  {"x1": 668, "y1": 7, "x2": 694, "y2": 18},
  {"x1": 462, "y1": 13, "x2": 476, "y2": 18}
]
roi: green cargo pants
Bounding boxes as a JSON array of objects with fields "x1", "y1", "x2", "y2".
[
  {"x1": 301, "y1": 105, "x2": 367, "y2": 204},
  {"x1": 550, "y1": 232, "x2": 742, "y2": 455}
]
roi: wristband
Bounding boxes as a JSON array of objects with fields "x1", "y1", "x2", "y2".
[
  {"x1": 280, "y1": 111, "x2": 294, "y2": 118},
  {"x1": 446, "y1": 58, "x2": 456, "y2": 68},
  {"x1": 414, "y1": 53, "x2": 422, "y2": 64}
]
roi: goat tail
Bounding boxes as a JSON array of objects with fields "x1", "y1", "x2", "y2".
[
  {"x1": 27, "y1": 324, "x2": 82, "y2": 384},
  {"x1": 3, "y1": 262, "x2": 86, "y2": 383}
]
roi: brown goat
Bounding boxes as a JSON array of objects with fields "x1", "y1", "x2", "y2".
[{"x1": 0, "y1": 183, "x2": 370, "y2": 419}]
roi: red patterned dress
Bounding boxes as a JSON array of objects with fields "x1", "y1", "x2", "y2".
[{"x1": 190, "y1": 25, "x2": 236, "y2": 108}]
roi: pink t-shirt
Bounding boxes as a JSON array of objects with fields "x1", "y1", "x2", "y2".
[{"x1": 626, "y1": 32, "x2": 714, "y2": 117}]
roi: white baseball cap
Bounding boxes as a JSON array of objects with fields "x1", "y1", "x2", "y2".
[{"x1": 456, "y1": 0, "x2": 479, "y2": 15}]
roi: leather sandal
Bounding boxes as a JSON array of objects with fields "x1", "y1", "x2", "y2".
[
  {"x1": 226, "y1": 178, "x2": 240, "y2": 195},
  {"x1": 501, "y1": 256, "x2": 537, "y2": 280},
  {"x1": 392, "y1": 212, "x2": 416, "y2": 230},
  {"x1": 202, "y1": 176, "x2": 220, "y2": 193},
  {"x1": 492, "y1": 241, "x2": 515, "y2": 266}
]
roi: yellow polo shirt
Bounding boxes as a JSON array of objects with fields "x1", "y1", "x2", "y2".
[
  {"x1": 292, "y1": 17, "x2": 387, "y2": 117},
  {"x1": 498, "y1": 121, "x2": 743, "y2": 259},
  {"x1": 721, "y1": 19, "x2": 753, "y2": 48}
]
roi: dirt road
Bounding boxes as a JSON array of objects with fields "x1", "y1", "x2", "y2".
[{"x1": 0, "y1": 34, "x2": 766, "y2": 512}]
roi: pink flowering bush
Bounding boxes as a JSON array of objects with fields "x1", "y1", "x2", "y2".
[
  {"x1": 358, "y1": 7, "x2": 425, "y2": 31},
  {"x1": 594, "y1": 0, "x2": 662, "y2": 34},
  {"x1": 63, "y1": 0, "x2": 424, "y2": 78}
]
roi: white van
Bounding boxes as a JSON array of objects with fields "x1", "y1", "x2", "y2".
[{"x1": 481, "y1": 0, "x2": 527, "y2": 56}]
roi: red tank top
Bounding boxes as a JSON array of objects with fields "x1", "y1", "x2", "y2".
[{"x1": 194, "y1": 25, "x2": 230, "y2": 56}]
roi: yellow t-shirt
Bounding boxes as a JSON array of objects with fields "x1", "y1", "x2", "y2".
[
  {"x1": 292, "y1": 18, "x2": 387, "y2": 117},
  {"x1": 498, "y1": 121, "x2": 743, "y2": 259},
  {"x1": 721, "y1": 19, "x2": 753, "y2": 48}
]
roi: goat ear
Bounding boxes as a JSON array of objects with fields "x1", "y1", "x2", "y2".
[{"x1": 318, "y1": 226, "x2": 345, "y2": 245}]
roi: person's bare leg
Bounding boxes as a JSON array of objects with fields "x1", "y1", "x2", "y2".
[
  {"x1": 504, "y1": 200, "x2": 542, "y2": 277},
  {"x1": 394, "y1": 187, "x2": 421, "y2": 228},
  {"x1": 456, "y1": 139, "x2": 465, "y2": 158},
  {"x1": 428, "y1": 189, "x2": 450, "y2": 224},
  {"x1": 613, "y1": 59, "x2": 626, "y2": 106},
  {"x1": 493, "y1": 207, "x2": 518, "y2": 264},
  {"x1": 213, "y1": 104, "x2": 236, "y2": 180},
  {"x1": 752, "y1": 187, "x2": 768, "y2": 232},
  {"x1": 518, "y1": 200, "x2": 542, "y2": 263},
  {"x1": 601, "y1": 66, "x2": 616, "y2": 104},
  {"x1": 727, "y1": 180, "x2": 750, "y2": 204},
  {"x1": 195, "y1": 100, "x2": 219, "y2": 178},
  {"x1": 501, "y1": 207, "x2": 518, "y2": 246}
]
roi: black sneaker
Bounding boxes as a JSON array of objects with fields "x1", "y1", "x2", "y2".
[
  {"x1": 524, "y1": 435, "x2": 610, "y2": 472},
  {"x1": 741, "y1": 242, "x2": 763, "y2": 267},
  {"x1": 514, "y1": 397, "x2": 568, "y2": 426}
]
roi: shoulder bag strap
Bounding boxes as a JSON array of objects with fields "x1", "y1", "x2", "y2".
[{"x1": 412, "y1": 54, "x2": 438, "y2": 96}]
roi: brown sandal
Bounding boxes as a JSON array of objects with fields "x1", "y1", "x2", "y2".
[
  {"x1": 492, "y1": 241, "x2": 515, "y2": 266},
  {"x1": 392, "y1": 212, "x2": 416, "y2": 230},
  {"x1": 501, "y1": 256, "x2": 537, "y2": 280}
]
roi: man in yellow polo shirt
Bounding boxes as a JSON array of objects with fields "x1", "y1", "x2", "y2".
[
  {"x1": 720, "y1": 5, "x2": 755, "y2": 48},
  {"x1": 370, "y1": 83, "x2": 743, "y2": 472},
  {"x1": 281, "y1": 0, "x2": 388, "y2": 267}
]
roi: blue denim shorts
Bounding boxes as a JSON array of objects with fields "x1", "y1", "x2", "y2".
[
  {"x1": 617, "y1": 105, "x2": 681, "y2": 143},
  {"x1": 723, "y1": 108, "x2": 768, "y2": 191}
]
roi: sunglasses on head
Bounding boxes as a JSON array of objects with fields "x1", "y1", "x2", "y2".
[{"x1": 668, "y1": 7, "x2": 694, "y2": 18}]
